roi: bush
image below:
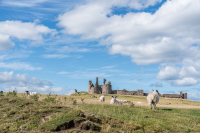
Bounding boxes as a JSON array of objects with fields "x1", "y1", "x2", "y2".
[
  {"x1": 73, "y1": 100, "x2": 77, "y2": 105},
  {"x1": 30, "y1": 94, "x2": 39, "y2": 101},
  {"x1": 6, "y1": 89, "x2": 17, "y2": 97},
  {"x1": 43, "y1": 93, "x2": 57, "y2": 103}
]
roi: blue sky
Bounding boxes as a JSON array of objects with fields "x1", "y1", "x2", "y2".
[{"x1": 1, "y1": 0, "x2": 200, "y2": 101}]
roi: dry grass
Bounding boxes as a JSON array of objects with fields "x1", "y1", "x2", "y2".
[
  {"x1": 2, "y1": 92, "x2": 200, "y2": 132},
  {"x1": 15, "y1": 92, "x2": 200, "y2": 108}
]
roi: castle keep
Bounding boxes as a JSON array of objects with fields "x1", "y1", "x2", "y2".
[
  {"x1": 88, "y1": 77, "x2": 187, "y2": 99},
  {"x1": 88, "y1": 77, "x2": 112, "y2": 94}
]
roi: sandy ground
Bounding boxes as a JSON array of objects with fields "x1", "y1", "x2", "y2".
[
  {"x1": 77, "y1": 99, "x2": 200, "y2": 109},
  {"x1": 17, "y1": 93, "x2": 200, "y2": 109}
]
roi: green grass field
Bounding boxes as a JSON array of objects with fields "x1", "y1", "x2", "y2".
[{"x1": 0, "y1": 92, "x2": 200, "y2": 132}]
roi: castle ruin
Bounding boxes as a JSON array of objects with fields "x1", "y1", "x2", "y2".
[
  {"x1": 88, "y1": 77, "x2": 112, "y2": 94},
  {"x1": 88, "y1": 77, "x2": 187, "y2": 99}
]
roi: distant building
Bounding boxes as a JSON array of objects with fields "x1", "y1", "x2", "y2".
[{"x1": 87, "y1": 77, "x2": 187, "y2": 99}]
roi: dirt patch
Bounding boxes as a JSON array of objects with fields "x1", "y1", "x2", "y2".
[
  {"x1": 86, "y1": 115, "x2": 102, "y2": 124},
  {"x1": 1, "y1": 98, "x2": 9, "y2": 101},
  {"x1": 8, "y1": 99, "x2": 16, "y2": 103},
  {"x1": 80, "y1": 121, "x2": 101, "y2": 131},
  {"x1": 51, "y1": 106, "x2": 63, "y2": 109},
  {"x1": 39, "y1": 116, "x2": 51, "y2": 124},
  {"x1": 25, "y1": 102, "x2": 33, "y2": 106},
  {"x1": 19, "y1": 105, "x2": 24, "y2": 108},
  {"x1": 54, "y1": 120, "x2": 75, "y2": 131},
  {"x1": 74, "y1": 119, "x2": 86, "y2": 127}
]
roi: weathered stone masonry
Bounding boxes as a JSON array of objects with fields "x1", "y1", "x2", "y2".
[{"x1": 88, "y1": 77, "x2": 187, "y2": 99}]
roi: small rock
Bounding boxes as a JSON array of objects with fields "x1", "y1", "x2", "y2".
[
  {"x1": 79, "y1": 113, "x2": 85, "y2": 117},
  {"x1": 80, "y1": 121, "x2": 91, "y2": 130},
  {"x1": 85, "y1": 112, "x2": 95, "y2": 117},
  {"x1": 3, "y1": 114, "x2": 7, "y2": 118},
  {"x1": 19, "y1": 125, "x2": 23, "y2": 131}
]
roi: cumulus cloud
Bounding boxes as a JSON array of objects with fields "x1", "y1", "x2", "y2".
[
  {"x1": 172, "y1": 78, "x2": 199, "y2": 86},
  {"x1": 157, "y1": 60, "x2": 200, "y2": 86},
  {"x1": 0, "y1": 71, "x2": 71, "y2": 95},
  {"x1": 157, "y1": 66, "x2": 180, "y2": 80},
  {"x1": 0, "y1": 20, "x2": 56, "y2": 41},
  {"x1": 0, "y1": 62, "x2": 41, "y2": 70},
  {"x1": 0, "y1": 34, "x2": 15, "y2": 50},
  {"x1": 0, "y1": 20, "x2": 57, "y2": 50},
  {"x1": 0, "y1": 71, "x2": 15, "y2": 83},
  {"x1": 57, "y1": 0, "x2": 200, "y2": 65},
  {"x1": 187, "y1": 92, "x2": 200, "y2": 101}
]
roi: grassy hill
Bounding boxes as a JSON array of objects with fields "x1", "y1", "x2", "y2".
[{"x1": 1, "y1": 91, "x2": 200, "y2": 132}]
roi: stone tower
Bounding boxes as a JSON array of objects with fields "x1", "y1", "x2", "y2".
[
  {"x1": 88, "y1": 77, "x2": 102, "y2": 94},
  {"x1": 102, "y1": 78, "x2": 112, "y2": 94}
]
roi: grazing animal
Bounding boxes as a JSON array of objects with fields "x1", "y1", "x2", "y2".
[
  {"x1": 147, "y1": 90, "x2": 159, "y2": 109},
  {"x1": 25, "y1": 91, "x2": 37, "y2": 96},
  {"x1": 110, "y1": 96, "x2": 118, "y2": 104},
  {"x1": 99, "y1": 95, "x2": 105, "y2": 102},
  {"x1": 115, "y1": 99, "x2": 128, "y2": 105}
]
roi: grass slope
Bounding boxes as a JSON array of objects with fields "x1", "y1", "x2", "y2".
[{"x1": 0, "y1": 92, "x2": 200, "y2": 132}]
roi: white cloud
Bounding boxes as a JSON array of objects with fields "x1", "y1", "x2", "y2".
[
  {"x1": 102, "y1": 66, "x2": 116, "y2": 69},
  {"x1": 0, "y1": 71, "x2": 70, "y2": 95},
  {"x1": 58, "y1": 70, "x2": 113, "y2": 79},
  {"x1": 128, "y1": 0, "x2": 162, "y2": 10},
  {"x1": 0, "y1": 62, "x2": 41, "y2": 71},
  {"x1": 1, "y1": 0, "x2": 48, "y2": 7},
  {"x1": 174, "y1": 78, "x2": 199, "y2": 86},
  {"x1": 57, "y1": 71, "x2": 69, "y2": 74},
  {"x1": 0, "y1": 49, "x2": 32, "y2": 61},
  {"x1": 0, "y1": 71, "x2": 14, "y2": 83},
  {"x1": 0, "y1": 20, "x2": 56, "y2": 41},
  {"x1": 57, "y1": 0, "x2": 200, "y2": 65},
  {"x1": 187, "y1": 92, "x2": 200, "y2": 101},
  {"x1": 150, "y1": 82, "x2": 162, "y2": 87},
  {"x1": 0, "y1": 34, "x2": 15, "y2": 50},
  {"x1": 156, "y1": 60, "x2": 200, "y2": 86},
  {"x1": 46, "y1": 46, "x2": 89, "y2": 53},
  {"x1": 42, "y1": 54, "x2": 69, "y2": 59},
  {"x1": 157, "y1": 66, "x2": 180, "y2": 80},
  {"x1": 0, "y1": 20, "x2": 57, "y2": 50}
]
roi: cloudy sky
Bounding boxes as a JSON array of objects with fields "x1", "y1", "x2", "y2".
[{"x1": 0, "y1": 0, "x2": 200, "y2": 101}]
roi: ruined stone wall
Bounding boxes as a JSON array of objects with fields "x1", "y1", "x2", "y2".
[
  {"x1": 112, "y1": 90, "x2": 117, "y2": 94},
  {"x1": 123, "y1": 91, "x2": 137, "y2": 95},
  {"x1": 163, "y1": 94, "x2": 182, "y2": 98},
  {"x1": 102, "y1": 78, "x2": 112, "y2": 94},
  {"x1": 89, "y1": 86, "x2": 95, "y2": 94},
  {"x1": 117, "y1": 90, "x2": 125, "y2": 94},
  {"x1": 183, "y1": 93, "x2": 187, "y2": 99},
  {"x1": 137, "y1": 90, "x2": 144, "y2": 96},
  {"x1": 88, "y1": 78, "x2": 188, "y2": 99},
  {"x1": 102, "y1": 84, "x2": 112, "y2": 94}
]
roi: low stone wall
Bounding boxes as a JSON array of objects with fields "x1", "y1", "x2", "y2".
[{"x1": 163, "y1": 94, "x2": 182, "y2": 98}]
